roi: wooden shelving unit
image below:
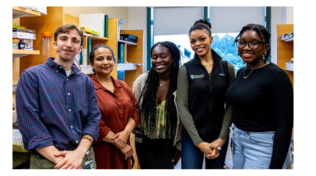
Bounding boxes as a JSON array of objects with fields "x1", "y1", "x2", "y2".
[
  {"x1": 123, "y1": 30, "x2": 143, "y2": 90},
  {"x1": 13, "y1": 49, "x2": 40, "y2": 58},
  {"x1": 13, "y1": 6, "x2": 41, "y2": 19},
  {"x1": 12, "y1": 6, "x2": 43, "y2": 110},
  {"x1": 118, "y1": 39, "x2": 137, "y2": 45},
  {"x1": 277, "y1": 24, "x2": 294, "y2": 87}
]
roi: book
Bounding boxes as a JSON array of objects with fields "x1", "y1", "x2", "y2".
[
  {"x1": 80, "y1": 27, "x2": 100, "y2": 36},
  {"x1": 87, "y1": 38, "x2": 91, "y2": 64},
  {"x1": 104, "y1": 15, "x2": 108, "y2": 38},
  {"x1": 120, "y1": 43, "x2": 124, "y2": 63},
  {"x1": 118, "y1": 70, "x2": 125, "y2": 81},
  {"x1": 80, "y1": 50, "x2": 83, "y2": 65}
]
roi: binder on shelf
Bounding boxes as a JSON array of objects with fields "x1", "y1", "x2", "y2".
[
  {"x1": 80, "y1": 50, "x2": 83, "y2": 65},
  {"x1": 104, "y1": 15, "x2": 108, "y2": 38},
  {"x1": 79, "y1": 13, "x2": 105, "y2": 38},
  {"x1": 87, "y1": 38, "x2": 92, "y2": 64},
  {"x1": 120, "y1": 43, "x2": 124, "y2": 63},
  {"x1": 118, "y1": 70, "x2": 125, "y2": 81},
  {"x1": 80, "y1": 27, "x2": 100, "y2": 36}
]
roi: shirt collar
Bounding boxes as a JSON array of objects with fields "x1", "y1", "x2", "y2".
[
  {"x1": 46, "y1": 57, "x2": 80, "y2": 73},
  {"x1": 91, "y1": 75, "x2": 122, "y2": 90}
]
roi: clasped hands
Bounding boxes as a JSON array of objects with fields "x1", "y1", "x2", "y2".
[
  {"x1": 111, "y1": 131, "x2": 133, "y2": 160},
  {"x1": 197, "y1": 139, "x2": 224, "y2": 160}
]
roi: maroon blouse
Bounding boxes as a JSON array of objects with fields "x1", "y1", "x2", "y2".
[{"x1": 91, "y1": 75, "x2": 139, "y2": 169}]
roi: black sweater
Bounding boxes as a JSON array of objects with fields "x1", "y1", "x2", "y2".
[{"x1": 225, "y1": 63, "x2": 293, "y2": 169}]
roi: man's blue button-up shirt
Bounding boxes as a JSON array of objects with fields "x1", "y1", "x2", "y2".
[{"x1": 16, "y1": 57, "x2": 101, "y2": 152}]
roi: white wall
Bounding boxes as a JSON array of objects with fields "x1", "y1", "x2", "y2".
[
  {"x1": 127, "y1": 7, "x2": 147, "y2": 72},
  {"x1": 63, "y1": 6, "x2": 129, "y2": 30},
  {"x1": 287, "y1": 7, "x2": 294, "y2": 24}
]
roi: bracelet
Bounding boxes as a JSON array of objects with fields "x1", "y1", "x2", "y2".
[{"x1": 81, "y1": 135, "x2": 93, "y2": 143}]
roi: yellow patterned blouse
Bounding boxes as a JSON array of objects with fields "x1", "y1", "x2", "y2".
[{"x1": 141, "y1": 101, "x2": 175, "y2": 139}]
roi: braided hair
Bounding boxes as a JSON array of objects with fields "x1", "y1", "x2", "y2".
[
  {"x1": 189, "y1": 19, "x2": 212, "y2": 36},
  {"x1": 138, "y1": 41, "x2": 181, "y2": 136},
  {"x1": 235, "y1": 23, "x2": 271, "y2": 63}
]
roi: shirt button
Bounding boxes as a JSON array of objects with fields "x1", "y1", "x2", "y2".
[
  {"x1": 67, "y1": 79, "x2": 69, "y2": 81},
  {"x1": 56, "y1": 70, "x2": 58, "y2": 72},
  {"x1": 71, "y1": 126, "x2": 73, "y2": 128},
  {"x1": 76, "y1": 141, "x2": 78, "y2": 144},
  {"x1": 69, "y1": 109, "x2": 71, "y2": 112},
  {"x1": 68, "y1": 93, "x2": 70, "y2": 95},
  {"x1": 60, "y1": 66, "x2": 62, "y2": 69}
]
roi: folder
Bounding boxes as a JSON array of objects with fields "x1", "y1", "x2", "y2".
[
  {"x1": 87, "y1": 38, "x2": 91, "y2": 64},
  {"x1": 79, "y1": 13, "x2": 105, "y2": 38},
  {"x1": 104, "y1": 15, "x2": 108, "y2": 38},
  {"x1": 120, "y1": 43, "x2": 124, "y2": 63}
]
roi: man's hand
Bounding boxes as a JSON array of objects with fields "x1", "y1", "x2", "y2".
[
  {"x1": 112, "y1": 131, "x2": 129, "y2": 149},
  {"x1": 172, "y1": 149, "x2": 181, "y2": 165},
  {"x1": 53, "y1": 149, "x2": 86, "y2": 169},
  {"x1": 120, "y1": 145, "x2": 133, "y2": 160}
]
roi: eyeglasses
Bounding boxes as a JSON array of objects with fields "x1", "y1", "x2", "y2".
[{"x1": 235, "y1": 39, "x2": 264, "y2": 50}]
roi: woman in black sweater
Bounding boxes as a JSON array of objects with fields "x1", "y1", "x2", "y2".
[{"x1": 225, "y1": 24, "x2": 293, "y2": 169}]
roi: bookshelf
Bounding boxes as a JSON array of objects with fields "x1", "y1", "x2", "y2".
[
  {"x1": 277, "y1": 24, "x2": 294, "y2": 87},
  {"x1": 13, "y1": 49, "x2": 40, "y2": 58},
  {"x1": 13, "y1": 6, "x2": 41, "y2": 18},
  {"x1": 118, "y1": 30, "x2": 143, "y2": 89},
  {"x1": 18, "y1": 7, "x2": 144, "y2": 86},
  {"x1": 12, "y1": 6, "x2": 43, "y2": 110}
]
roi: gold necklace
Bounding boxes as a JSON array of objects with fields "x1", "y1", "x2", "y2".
[
  {"x1": 159, "y1": 80, "x2": 170, "y2": 87},
  {"x1": 243, "y1": 60, "x2": 264, "y2": 79}
]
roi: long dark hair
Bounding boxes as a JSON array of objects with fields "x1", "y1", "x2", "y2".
[
  {"x1": 235, "y1": 23, "x2": 271, "y2": 62},
  {"x1": 138, "y1": 41, "x2": 181, "y2": 135}
]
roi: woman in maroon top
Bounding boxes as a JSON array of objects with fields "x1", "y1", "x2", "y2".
[{"x1": 89, "y1": 44, "x2": 139, "y2": 169}]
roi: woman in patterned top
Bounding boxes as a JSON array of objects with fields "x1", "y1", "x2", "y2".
[{"x1": 132, "y1": 41, "x2": 182, "y2": 169}]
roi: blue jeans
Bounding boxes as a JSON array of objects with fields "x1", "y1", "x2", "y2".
[
  {"x1": 181, "y1": 136, "x2": 228, "y2": 169},
  {"x1": 231, "y1": 126, "x2": 291, "y2": 169}
]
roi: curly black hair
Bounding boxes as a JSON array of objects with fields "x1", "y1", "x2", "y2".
[
  {"x1": 235, "y1": 23, "x2": 271, "y2": 62},
  {"x1": 138, "y1": 41, "x2": 181, "y2": 136}
]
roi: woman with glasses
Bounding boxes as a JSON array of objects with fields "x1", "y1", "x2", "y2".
[
  {"x1": 225, "y1": 24, "x2": 293, "y2": 169},
  {"x1": 176, "y1": 19, "x2": 235, "y2": 169}
]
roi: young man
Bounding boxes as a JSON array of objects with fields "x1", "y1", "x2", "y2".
[{"x1": 16, "y1": 23, "x2": 101, "y2": 169}]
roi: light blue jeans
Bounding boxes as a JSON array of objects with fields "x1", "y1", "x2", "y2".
[{"x1": 231, "y1": 126, "x2": 291, "y2": 169}]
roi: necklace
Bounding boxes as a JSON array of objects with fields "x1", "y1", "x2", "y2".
[
  {"x1": 243, "y1": 60, "x2": 264, "y2": 79},
  {"x1": 159, "y1": 80, "x2": 170, "y2": 87}
]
